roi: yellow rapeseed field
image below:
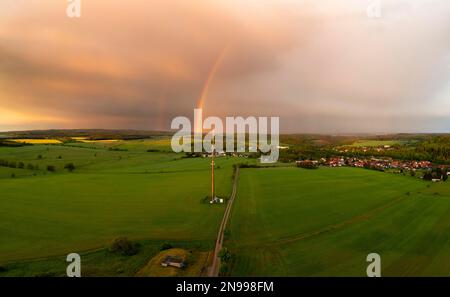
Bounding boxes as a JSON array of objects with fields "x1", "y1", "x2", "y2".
[{"x1": 12, "y1": 139, "x2": 62, "y2": 144}]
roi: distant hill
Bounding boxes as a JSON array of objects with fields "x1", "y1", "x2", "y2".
[{"x1": 1, "y1": 129, "x2": 173, "y2": 140}]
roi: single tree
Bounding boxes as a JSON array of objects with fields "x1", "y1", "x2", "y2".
[{"x1": 64, "y1": 163, "x2": 75, "y2": 172}]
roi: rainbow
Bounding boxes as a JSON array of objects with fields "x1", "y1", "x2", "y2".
[{"x1": 197, "y1": 44, "x2": 230, "y2": 110}]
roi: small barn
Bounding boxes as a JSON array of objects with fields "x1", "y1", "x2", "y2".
[{"x1": 161, "y1": 256, "x2": 186, "y2": 268}]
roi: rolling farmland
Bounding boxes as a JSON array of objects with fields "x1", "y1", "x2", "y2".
[
  {"x1": 0, "y1": 139, "x2": 236, "y2": 266},
  {"x1": 2, "y1": 137, "x2": 450, "y2": 277},
  {"x1": 227, "y1": 167, "x2": 450, "y2": 276}
]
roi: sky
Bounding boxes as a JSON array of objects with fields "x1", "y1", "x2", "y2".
[{"x1": 0, "y1": 0, "x2": 449, "y2": 133}]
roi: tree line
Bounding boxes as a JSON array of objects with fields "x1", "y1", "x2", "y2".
[
  {"x1": 0, "y1": 159, "x2": 76, "y2": 172},
  {"x1": 0, "y1": 159, "x2": 40, "y2": 170}
]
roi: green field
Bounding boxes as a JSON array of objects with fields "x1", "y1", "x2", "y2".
[
  {"x1": 227, "y1": 167, "x2": 450, "y2": 276},
  {"x1": 64, "y1": 137, "x2": 174, "y2": 152},
  {"x1": 0, "y1": 139, "x2": 241, "y2": 266},
  {"x1": 348, "y1": 140, "x2": 402, "y2": 147},
  {"x1": 2, "y1": 138, "x2": 450, "y2": 276}
]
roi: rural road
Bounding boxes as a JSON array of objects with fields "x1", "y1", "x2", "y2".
[{"x1": 208, "y1": 167, "x2": 239, "y2": 277}]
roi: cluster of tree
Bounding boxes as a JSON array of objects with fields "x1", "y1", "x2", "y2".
[
  {"x1": 160, "y1": 242, "x2": 173, "y2": 251},
  {"x1": 341, "y1": 137, "x2": 450, "y2": 164},
  {"x1": 64, "y1": 163, "x2": 75, "y2": 172},
  {"x1": 45, "y1": 163, "x2": 76, "y2": 172},
  {"x1": 296, "y1": 160, "x2": 318, "y2": 169},
  {"x1": 2, "y1": 129, "x2": 171, "y2": 140},
  {"x1": 423, "y1": 167, "x2": 449, "y2": 181},
  {"x1": 234, "y1": 163, "x2": 261, "y2": 169},
  {"x1": 109, "y1": 237, "x2": 139, "y2": 256},
  {"x1": 0, "y1": 156, "x2": 73, "y2": 173},
  {"x1": 147, "y1": 148, "x2": 172, "y2": 153},
  {"x1": 278, "y1": 147, "x2": 334, "y2": 163},
  {"x1": 277, "y1": 135, "x2": 450, "y2": 165},
  {"x1": 280, "y1": 134, "x2": 359, "y2": 147},
  {"x1": 108, "y1": 147, "x2": 128, "y2": 152},
  {"x1": 183, "y1": 152, "x2": 202, "y2": 158},
  {"x1": 147, "y1": 149, "x2": 161, "y2": 152},
  {"x1": 0, "y1": 140, "x2": 26, "y2": 147},
  {"x1": 0, "y1": 159, "x2": 40, "y2": 170},
  {"x1": 218, "y1": 247, "x2": 233, "y2": 276}
]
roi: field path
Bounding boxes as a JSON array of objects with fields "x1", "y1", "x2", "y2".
[{"x1": 208, "y1": 167, "x2": 239, "y2": 277}]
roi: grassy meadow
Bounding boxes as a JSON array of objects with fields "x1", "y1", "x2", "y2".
[
  {"x1": 0, "y1": 138, "x2": 241, "y2": 273},
  {"x1": 227, "y1": 167, "x2": 450, "y2": 276},
  {"x1": 2, "y1": 135, "x2": 450, "y2": 276}
]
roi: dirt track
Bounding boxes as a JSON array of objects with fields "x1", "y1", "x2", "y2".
[{"x1": 208, "y1": 167, "x2": 239, "y2": 277}]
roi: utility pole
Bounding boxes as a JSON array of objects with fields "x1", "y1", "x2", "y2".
[{"x1": 211, "y1": 143, "x2": 215, "y2": 202}]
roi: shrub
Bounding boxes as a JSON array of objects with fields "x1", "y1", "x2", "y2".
[
  {"x1": 109, "y1": 237, "x2": 139, "y2": 256},
  {"x1": 219, "y1": 248, "x2": 232, "y2": 263},
  {"x1": 160, "y1": 242, "x2": 173, "y2": 251},
  {"x1": 18, "y1": 162, "x2": 25, "y2": 169},
  {"x1": 184, "y1": 152, "x2": 202, "y2": 158},
  {"x1": 47, "y1": 165, "x2": 56, "y2": 172},
  {"x1": 108, "y1": 148, "x2": 128, "y2": 152},
  {"x1": 223, "y1": 229, "x2": 231, "y2": 241},
  {"x1": 236, "y1": 163, "x2": 260, "y2": 168},
  {"x1": 296, "y1": 161, "x2": 318, "y2": 169},
  {"x1": 423, "y1": 172, "x2": 433, "y2": 181},
  {"x1": 64, "y1": 163, "x2": 75, "y2": 172},
  {"x1": 219, "y1": 263, "x2": 229, "y2": 276}
]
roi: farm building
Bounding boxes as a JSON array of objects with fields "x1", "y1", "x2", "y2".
[
  {"x1": 210, "y1": 196, "x2": 224, "y2": 204},
  {"x1": 161, "y1": 256, "x2": 186, "y2": 268}
]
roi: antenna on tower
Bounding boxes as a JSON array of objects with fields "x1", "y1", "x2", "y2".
[
  {"x1": 211, "y1": 130, "x2": 216, "y2": 203},
  {"x1": 209, "y1": 130, "x2": 223, "y2": 204}
]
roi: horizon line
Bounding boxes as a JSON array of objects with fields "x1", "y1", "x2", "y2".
[{"x1": 1, "y1": 128, "x2": 450, "y2": 136}]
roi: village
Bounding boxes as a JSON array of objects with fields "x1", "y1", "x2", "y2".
[
  {"x1": 195, "y1": 145, "x2": 450, "y2": 183},
  {"x1": 297, "y1": 157, "x2": 450, "y2": 182}
]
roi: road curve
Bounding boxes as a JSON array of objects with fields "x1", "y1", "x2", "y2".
[{"x1": 208, "y1": 167, "x2": 239, "y2": 277}]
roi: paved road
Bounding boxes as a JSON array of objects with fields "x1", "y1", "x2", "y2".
[{"x1": 208, "y1": 167, "x2": 239, "y2": 277}]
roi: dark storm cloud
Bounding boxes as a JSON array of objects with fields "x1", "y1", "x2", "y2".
[
  {"x1": 1, "y1": 0, "x2": 307, "y2": 130},
  {"x1": 0, "y1": 0, "x2": 449, "y2": 132}
]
